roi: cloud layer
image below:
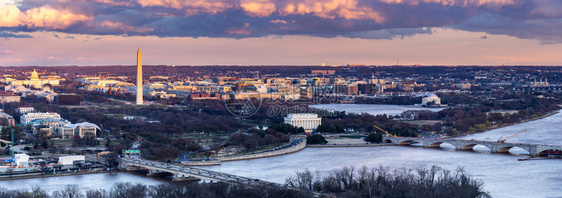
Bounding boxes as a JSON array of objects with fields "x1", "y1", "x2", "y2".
[{"x1": 0, "y1": 0, "x2": 561, "y2": 42}]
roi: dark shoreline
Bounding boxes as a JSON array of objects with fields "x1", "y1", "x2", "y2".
[{"x1": 0, "y1": 170, "x2": 120, "y2": 181}]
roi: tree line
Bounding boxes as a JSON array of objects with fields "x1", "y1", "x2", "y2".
[
  {"x1": 396, "y1": 92, "x2": 561, "y2": 136},
  {"x1": 226, "y1": 128, "x2": 291, "y2": 151},
  {"x1": 286, "y1": 165, "x2": 489, "y2": 198},
  {"x1": 0, "y1": 165, "x2": 488, "y2": 198},
  {"x1": 317, "y1": 112, "x2": 419, "y2": 137},
  {"x1": 0, "y1": 182, "x2": 311, "y2": 198}
]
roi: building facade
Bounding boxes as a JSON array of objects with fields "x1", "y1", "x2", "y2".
[
  {"x1": 9, "y1": 69, "x2": 60, "y2": 88},
  {"x1": 16, "y1": 106, "x2": 35, "y2": 114},
  {"x1": 0, "y1": 111, "x2": 15, "y2": 126},
  {"x1": 284, "y1": 113, "x2": 322, "y2": 132},
  {"x1": 0, "y1": 91, "x2": 20, "y2": 103},
  {"x1": 58, "y1": 122, "x2": 100, "y2": 139},
  {"x1": 30, "y1": 119, "x2": 71, "y2": 136},
  {"x1": 20, "y1": 112, "x2": 62, "y2": 124},
  {"x1": 422, "y1": 94, "x2": 441, "y2": 106},
  {"x1": 15, "y1": 154, "x2": 30, "y2": 166}
]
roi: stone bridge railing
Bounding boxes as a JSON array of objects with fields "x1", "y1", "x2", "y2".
[
  {"x1": 384, "y1": 136, "x2": 562, "y2": 156},
  {"x1": 121, "y1": 158, "x2": 286, "y2": 187}
]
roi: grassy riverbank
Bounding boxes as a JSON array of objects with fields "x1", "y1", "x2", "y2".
[{"x1": 452, "y1": 110, "x2": 559, "y2": 138}]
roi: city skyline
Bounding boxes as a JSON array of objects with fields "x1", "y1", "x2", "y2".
[{"x1": 1, "y1": 0, "x2": 562, "y2": 66}]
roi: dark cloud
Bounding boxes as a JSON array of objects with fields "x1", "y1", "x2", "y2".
[
  {"x1": 450, "y1": 11, "x2": 562, "y2": 44},
  {"x1": 0, "y1": 32, "x2": 33, "y2": 38},
  {"x1": 481, "y1": 35, "x2": 488, "y2": 39},
  {"x1": 0, "y1": 0, "x2": 561, "y2": 43}
]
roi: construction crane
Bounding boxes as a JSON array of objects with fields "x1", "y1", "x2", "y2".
[
  {"x1": 373, "y1": 125, "x2": 397, "y2": 137},
  {"x1": 0, "y1": 124, "x2": 25, "y2": 161},
  {"x1": 498, "y1": 129, "x2": 527, "y2": 143}
]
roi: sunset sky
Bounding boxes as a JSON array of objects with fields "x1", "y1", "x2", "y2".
[{"x1": 1, "y1": 0, "x2": 561, "y2": 66}]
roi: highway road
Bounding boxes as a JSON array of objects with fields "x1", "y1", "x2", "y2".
[
  {"x1": 122, "y1": 157, "x2": 285, "y2": 187},
  {"x1": 13, "y1": 144, "x2": 31, "y2": 154}
]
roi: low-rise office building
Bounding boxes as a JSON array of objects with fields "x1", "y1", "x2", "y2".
[
  {"x1": 16, "y1": 106, "x2": 35, "y2": 114},
  {"x1": 0, "y1": 91, "x2": 20, "y2": 103},
  {"x1": 0, "y1": 110, "x2": 15, "y2": 126},
  {"x1": 59, "y1": 122, "x2": 100, "y2": 139},
  {"x1": 58, "y1": 156, "x2": 85, "y2": 165}
]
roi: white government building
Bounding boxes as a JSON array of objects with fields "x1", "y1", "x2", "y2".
[
  {"x1": 8, "y1": 69, "x2": 60, "y2": 88},
  {"x1": 20, "y1": 112, "x2": 62, "y2": 124},
  {"x1": 16, "y1": 106, "x2": 35, "y2": 114},
  {"x1": 422, "y1": 94, "x2": 441, "y2": 106},
  {"x1": 284, "y1": 113, "x2": 322, "y2": 132}
]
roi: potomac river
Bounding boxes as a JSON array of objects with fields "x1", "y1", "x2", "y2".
[{"x1": 1, "y1": 104, "x2": 561, "y2": 198}]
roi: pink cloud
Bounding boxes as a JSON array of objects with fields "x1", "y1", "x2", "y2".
[
  {"x1": 379, "y1": 0, "x2": 516, "y2": 7},
  {"x1": 0, "y1": 4, "x2": 92, "y2": 30},
  {"x1": 0, "y1": 0, "x2": 560, "y2": 44},
  {"x1": 59, "y1": 0, "x2": 133, "y2": 7},
  {"x1": 270, "y1": 19, "x2": 288, "y2": 24},
  {"x1": 137, "y1": 0, "x2": 233, "y2": 15},
  {"x1": 241, "y1": 0, "x2": 277, "y2": 17}
]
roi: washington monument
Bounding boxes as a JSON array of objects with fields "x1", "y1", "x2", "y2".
[{"x1": 136, "y1": 48, "x2": 143, "y2": 105}]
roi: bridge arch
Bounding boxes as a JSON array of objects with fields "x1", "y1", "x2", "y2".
[
  {"x1": 426, "y1": 142, "x2": 444, "y2": 148},
  {"x1": 537, "y1": 149, "x2": 562, "y2": 156},
  {"x1": 457, "y1": 143, "x2": 494, "y2": 152},
  {"x1": 497, "y1": 146, "x2": 514, "y2": 153},
  {"x1": 497, "y1": 146, "x2": 531, "y2": 154},
  {"x1": 398, "y1": 140, "x2": 422, "y2": 146},
  {"x1": 459, "y1": 144, "x2": 478, "y2": 150},
  {"x1": 386, "y1": 137, "x2": 559, "y2": 156},
  {"x1": 424, "y1": 141, "x2": 457, "y2": 150}
]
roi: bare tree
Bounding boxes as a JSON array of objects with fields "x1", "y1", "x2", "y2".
[
  {"x1": 30, "y1": 185, "x2": 49, "y2": 198},
  {"x1": 52, "y1": 184, "x2": 84, "y2": 198},
  {"x1": 110, "y1": 182, "x2": 148, "y2": 198},
  {"x1": 286, "y1": 165, "x2": 490, "y2": 198},
  {"x1": 285, "y1": 168, "x2": 314, "y2": 190},
  {"x1": 85, "y1": 189, "x2": 108, "y2": 198}
]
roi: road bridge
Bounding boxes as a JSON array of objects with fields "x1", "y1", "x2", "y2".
[
  {"x1": 121, "y1": 158, "x2": 285, "y2": 187},
  {"x1": 384, "y1": 136, "x2": 562, "y2": 156}
]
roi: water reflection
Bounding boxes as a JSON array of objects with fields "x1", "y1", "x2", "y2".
[
  {"x1": 0, "y1": 171, "x2": 168, "y2": 192},
  {"x1": 202, "y1": 146, "x2": 561, "y2": 198},
  {"x1": 310, "y1": 104, "x2": 443, "y2": 116}
]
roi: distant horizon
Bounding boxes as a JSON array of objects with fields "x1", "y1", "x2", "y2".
[
  {"x1": 1, "y1": 1, "x2": 561, "y2": 66},
  {"x1": 1, "y1": 64, "x2": 562, "y2": 67}
]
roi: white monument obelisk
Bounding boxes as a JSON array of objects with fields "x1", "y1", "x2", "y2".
[{"x1": 136, "y1": 48, "x2": 143, "y2": 105}]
